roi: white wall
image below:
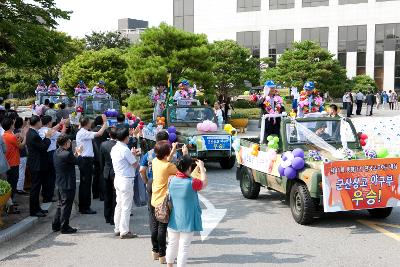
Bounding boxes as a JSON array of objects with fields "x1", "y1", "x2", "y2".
[{"x1": 191, "y1": 0, "x2": 400, "y2": 88}]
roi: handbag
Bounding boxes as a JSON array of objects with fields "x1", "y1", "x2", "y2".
[
  {"x1": 155, "y1": 193, "x2": 171, "y2": 223},
  {"x1": 155, "y1": 177, "x2": 173, "y2": 223}
]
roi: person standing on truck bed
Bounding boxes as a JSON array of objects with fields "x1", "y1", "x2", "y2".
[{"x1": 258, "y1": 80, "x2": 285, "y2": 141}]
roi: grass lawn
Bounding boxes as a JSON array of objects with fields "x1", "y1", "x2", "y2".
[{"x1": 233, "y1": 108, "x2": 260, "y2": 119}]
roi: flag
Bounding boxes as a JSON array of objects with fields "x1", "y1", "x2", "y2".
[{"x1": 167, "y1": 73, "x2": 173, "y2": 106}]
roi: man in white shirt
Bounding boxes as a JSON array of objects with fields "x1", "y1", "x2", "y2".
[
  {"x1": 355, "y1": 90, "x2": 365, "y2": 115},
  {"x1": 111, "y1": 127, "x2": 140, "y2": 239},
  {"x1": 76, "y1": 115, "x2": 108, "y2": 214},
  {"x1": 38, "y1": 115, "x2": 65, "y2": 203}
]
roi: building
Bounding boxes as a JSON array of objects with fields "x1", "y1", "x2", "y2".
[
  {"x1": 172, "y1": 0, "x2": 400, "y2": 90},
  {"x1": 118, "y1": 18, "x2": 148, "y2": 44}
]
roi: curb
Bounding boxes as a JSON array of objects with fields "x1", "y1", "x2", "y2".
[{"x1": 0, "y1": 202, "x2": 52, "y2": 244}]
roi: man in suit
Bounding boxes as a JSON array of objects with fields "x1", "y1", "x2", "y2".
[
  {"x1": 92, "y1": 116, "x2": 109, "y2": 200},
  {"x1": 100, "y1": 127, "x2": 117, "y2": 225},
  {"x1": 52, "y1": 134, "x2": 82, "y2": 234},
  {"x1": 26, "y1": 115, "x2": 53, "y2": 217}
]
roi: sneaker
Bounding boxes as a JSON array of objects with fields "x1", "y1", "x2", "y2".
[
  {"x1": 152, "y1": 251, "x2": 159, "y2": 261},
  {"x1": 114, "y1": 232, "x2": 120, "y2": 236},
  {"x1": 159, "y1": 256, "x2": 166, "y2": 264},
  {"x1": 120, "y1": 232, "x2": 138, "y2": 239}
]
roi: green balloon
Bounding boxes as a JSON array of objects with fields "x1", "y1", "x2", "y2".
[
  {"x1": 267, "y1": 136, "x2": 273, "y2": 142},
  {"x1": 273, "y1": 137, "x2": 279, "y2": 143},
  {"x1": 377, "y1": 148, "x2": 389, "y2": 158}
]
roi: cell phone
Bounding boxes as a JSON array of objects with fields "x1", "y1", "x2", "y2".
[{"x1": 177, "y1": 143, "x2": 185, "y2": 149}]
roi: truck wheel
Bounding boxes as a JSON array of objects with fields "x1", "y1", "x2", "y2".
[
  {"x1": 239, "y1": 167, "x2": 260, "y2": 199},
  {"x1": 367, "y1": 207, "x2": 393, "y2": 219},
  {"x1": 220, "y1": 156, "x2": 236, "y2": 169},
  {"x1": 290, "y1": 183, "x2": 315, "y2": 225}
]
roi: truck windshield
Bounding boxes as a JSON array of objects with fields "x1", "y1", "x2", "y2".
[
  {"x1": 83, "y1": 99, "x2": 120, "y2": 115},
  {"x1": 169, "y1": 107, "x2": 215, "y2": 123},
  {"x1": 286, "y1": 120, "x2": 356, "y2": 144}
]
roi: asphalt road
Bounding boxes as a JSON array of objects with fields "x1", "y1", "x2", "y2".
[{"x1": 0, "y1": 161, "x2": 399, "y2": 267}]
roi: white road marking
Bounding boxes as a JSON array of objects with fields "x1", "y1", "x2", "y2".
[{"x1": 198, "y1": 193, "x2": 227, "y2": 241}]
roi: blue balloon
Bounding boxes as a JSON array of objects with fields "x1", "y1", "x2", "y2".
[
  {"x1": 284, "y1": 167, "x2": 297, "y2": 180},
  {"x1": 292, "y1": 148, "x2": 305, "y2": 159},
  {"x1": 168, "y1": 126, "x2": 177, "y2": 134},
  {"x1": 169, "y1": 133, "x2": 177, "y2": 142},
  {"x1": 278, "y1": 165, "x2": 285, "y2": 176},
  {"x1": 292, "y1": 157, "x2": 305, "y2": 170}
]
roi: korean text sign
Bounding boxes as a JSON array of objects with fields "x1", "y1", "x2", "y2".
[{"x1": 322, "y1": 158, "x2": 400, "y2": 212}]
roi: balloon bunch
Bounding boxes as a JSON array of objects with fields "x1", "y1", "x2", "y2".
[
  {"x1": 104, "y1": 109, "x2": 118, "y2": 117},
  {"x1": 157, "y1": 117, "x2": 166, "y2": 128},
  {"x1": 266, "y1": 136, "x2": 279, "y2": 150},
  {"x1": 251, "y1": 144, "x2": 260, "y2": 157},
  {"x1": 358, "y1": 133, "x2": 368, "y2": 147},
  {"x1": 223, "y1": 124, "x2": 237, "y2": 135},
  {"x1": 231, "y1": 136, "x2": 241, "y2": 152},
  {"x1": 197, "y1": 120, "x2": 218, "y2": 132},
  {"x1": 76, "y1": 106, "x2": 84, "y2": 113},
  {"x1": 168, "y1": 126, "x2": 177, "y2": 142},
  {"x1": 278, "y1": 148, "x2": 305, "y2": 180}
]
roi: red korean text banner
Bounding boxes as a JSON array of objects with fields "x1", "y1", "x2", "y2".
[{"x1": 322, "y1": 158, "x2": 400, "y2": 212}]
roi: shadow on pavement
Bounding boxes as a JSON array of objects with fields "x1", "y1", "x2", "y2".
[{"x1": 189, "y1": 251, "x2": 313, "y2": 265}]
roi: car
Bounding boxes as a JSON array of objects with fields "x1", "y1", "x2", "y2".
[
  {"x1": 236, "y1": 116, "x2": 395, "y2": 224},
  {"x1": 143, "y1": 100, "x2": 236, "y2": 169}
]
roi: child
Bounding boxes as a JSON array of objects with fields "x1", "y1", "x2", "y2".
[{"x1": 214, "y1": 102, "x2": 223, "y2": 129}]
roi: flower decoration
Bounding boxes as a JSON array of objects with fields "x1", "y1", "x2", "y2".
[
  {"x1": 47, "y1": 85, "x2": 59, "y2": 94},
  {"x1": 364, "y1": 149, "x2": 377, "y2": 159},
  {"x1": 307, "y1": 150, "x2": 322, "y2": 161},
  {"x1": 74, "y1": 86, "x2": 88, "y2": 95},
  {"x1": 93, "y1": 86, "x2": 106, "y2": 95},
  {"x1": 263, "y1": 95, "x2": 283, "y2": 114},
  {"x1": 299, "y1": 90, "x2": 324, "y2": 115}
]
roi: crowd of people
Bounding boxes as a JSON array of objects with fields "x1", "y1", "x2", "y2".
[
  {"x1": 342, "y1": 90, "x2": 399, "y2": 118},
  {"x1": 0, "y1": 103, "x2": 207, "y2": 266}
]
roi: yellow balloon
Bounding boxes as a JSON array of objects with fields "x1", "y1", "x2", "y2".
[{"x1": 224, "y1": 124, "x2": 233, "y2": 132}]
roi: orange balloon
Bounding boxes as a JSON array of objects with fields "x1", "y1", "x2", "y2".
[
  {"x1": 160, "y1": 117, "x2": 165, "y2": 122},
  {"x1": 157, "y1": 120, "x2": 163, "y2": 125}
]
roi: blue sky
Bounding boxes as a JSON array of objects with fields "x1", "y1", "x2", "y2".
[{"x1": 55, "y1": 0, "x2": 172, "y2": 37}]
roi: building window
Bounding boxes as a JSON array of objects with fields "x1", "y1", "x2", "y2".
[
  {"x1": 338, "y1": 0, "x2": 367, "y2": 4},
  {"x1": 301, "y1": 27, "x2": 329, "y2": 49},
  {"x1": 338, "y1": 25, "x2": 367, "y2": 75},
  {"x1": 237, "y1": 0, "x2": 261, "y2": 12},
  {"x1": 269, "y1": 0, "x2": 294, "y2": 10},
  {"x1": 269, "y1": 29, "x2": 294, "y2": 64},
  {"x1": 237, "y1": 31, "x2": 261, "y2": 58},
  {"x1": 375, "y1": 23, "x2": 400, "y2": 90},
  {"x1": 302, "y1": 0, "x2": 329, "y2": 7},
  {"x1": 173, "y1": 0, "x2": 194, "y2": 32}
]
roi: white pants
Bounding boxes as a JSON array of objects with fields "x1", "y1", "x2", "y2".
[
  {"x1": 113, "y1": 177, "x2": 134, "y2": 235},
  {"x1": 17, "y1": 157, "x2": 27, "y2": 191},
  {"x1": 366, "y1": 105, "x2": 372, "y2": 116},
  {"x1": 166, "y1": 228, "x2": 194, "y2": 267}
]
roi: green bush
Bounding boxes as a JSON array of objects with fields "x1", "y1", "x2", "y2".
[
  {"x1": 197, "y1": 94, "x2": 217, "y2": 105},
  {"x1": 126, "y1": 94, "x2": 152, "y2": 111},
  {"x1": 232, "y1": 99, "x2": 257, "y2": 109},
  {"x1": 0, "y1": 180, "x2": 11, "y2": 196},
  {"x1": 230, "y1": 112, "x2": 249, "y2": 119}
]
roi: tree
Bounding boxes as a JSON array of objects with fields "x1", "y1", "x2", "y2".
[
  {"x1": 0, "y1": 0, "x2": 70, "y2": 63},
  {"x1": 59, "y1": 48, "x2": 128, "y2": 102},
  {"x1": 350, "y1": 75, "x2": 378, "y2": 93},
  {"x1": 209, "y1": 40, "x2": 260, "y2": 98},
  {"x1": 8, "y1": 27, "x2": 85, "y2": 81},
  {"x1": 85, "y1": 31, "x2": 130, "y2": 51},
  {"x1": 262, "y1": 41, "x2": 347, "y2": 97},
  {"x1": 125, "y1": 23, "x2": 214, "y2": 94}
]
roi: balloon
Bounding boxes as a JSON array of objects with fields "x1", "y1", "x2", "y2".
[
  {"x1": 169, "y1": 133, "x2": 177, "y2": 142},
  {"x1": 377, "y1": 148, "x2": 389, "y2": 158},
  {"x1": 284, "y1": 167, "x2": 297, "y2": 180},
  {"x1": 282, "y1": 154, "x2": 288, "y2": 161},
  {"x1": 292, "y1": 157, "x2": 305, "y2": 170},
  {"x1": 267, "y1": 150, "x2": 277, "y2": 161},
  {"x1": 160, "y1": 117, "x2": 165, "y2": 122},
  {"x1": 292, "y1": 148, "x2": 305, "y2": 159},
  {"x1": 278, "y1": 165, "x2": 285, "y2": 176},
  {"x1": 360, "y1": 139, "x2": 366, "y2": 147},
  {"x1": 224, "y1": 124, "x2": 233, "y2": 132},
  {"x1": 360, "y1": 133, "x2": 368, "y2": 140},
  {"x1": 168, "y1": 126, "x2": 176, "y2": 134},
  {"x1": 273, "y1": 136, "x2": 279, "y2": 143},
  {"x1": 210, "y1": 123, "x2": 218, "y2": 132},
  {"x1": 197, "y1": 123, "x2": 202, "y2": 131},
  {"x1": 267, "y1": 136, "x2": 273, "y2": 142}
]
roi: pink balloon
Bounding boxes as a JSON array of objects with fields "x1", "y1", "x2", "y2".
[
  {"x1": 267, "y1": 150, "x2": 277, "y2": 161},
  {"x1": 197, "y1": 123, "x2": 202, "y2": 131},
  {"x1": 210, "y1": 123, "x2": 217, "y2": 132}
]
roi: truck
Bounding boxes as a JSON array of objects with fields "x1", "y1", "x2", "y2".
[
  {"x1": 143, "y1": 100, "x2": 236, "y2": 169},
  {"x1": 236, "y1": 115, "x2": 396, "y2": 224}
]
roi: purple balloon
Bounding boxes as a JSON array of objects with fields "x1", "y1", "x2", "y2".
[
  {"x1": 292, "y1": 157, "x2": 305, "y2": 170},
  {"x1": 168, "y1": 126, "x2": 176, "y2": 134},
  {"x1": 284, "y1": 166, "x2": 297, "y2": 180},
  {"x1": 169, "y1": 133, "x2": 177, "y2": 142},
  {"x1": 278, "y1": 165, "x2": 285, "y2": 176},
  {"x1": 282, "y1": 154, "x2": 288, "y2": 161},
  {"x1": 292, "y1": 148, "x2": 305, "y2": 159}
]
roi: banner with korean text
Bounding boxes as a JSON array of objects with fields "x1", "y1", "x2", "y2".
[{"x1": 322, "y1": 158, "x2": 400, "y2": 212}]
